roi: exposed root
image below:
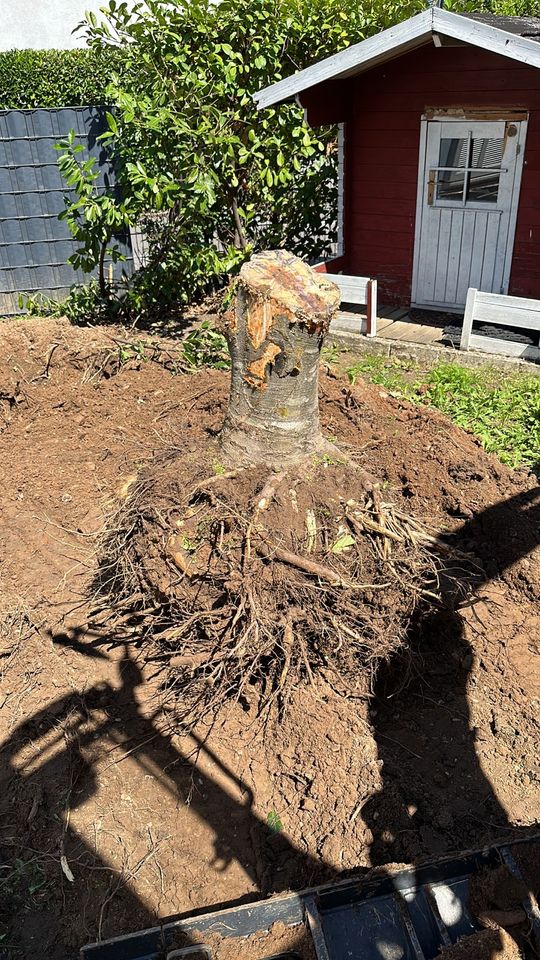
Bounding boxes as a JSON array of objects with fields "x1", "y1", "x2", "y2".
[
  {"x1": 256, "y1": 539, "x2": 355, "y2": 587},
  {"x1": 90, "y1": 443, "x2": 476, "y2": 728},
  {"x1": 81, "y1": 336, "x2": 209, "y2": 384}
]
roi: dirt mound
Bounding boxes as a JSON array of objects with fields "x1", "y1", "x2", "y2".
[
  {"x1": 470, "y1": 865, "x2": 528, "y2": 922},
  {"x1": 0, "y1": 317, "x2": 538, "y2": 959},
  {"x1": 94, "y1": 439, "x2": 453, "y2": 726},
  {"x1": 436, "y1": 861, "x2": 537, "y2": 960}
]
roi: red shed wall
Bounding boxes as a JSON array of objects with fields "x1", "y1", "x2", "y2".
[{"x1": 306, "y1": 44, "x2": 540, "y2": 307}]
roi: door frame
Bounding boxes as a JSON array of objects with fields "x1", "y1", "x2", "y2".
[{"x1": 410, "y1": 111, "x2": 528, "y2": 312}]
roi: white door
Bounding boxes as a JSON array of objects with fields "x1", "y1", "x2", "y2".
[{"x1": 412, "y1": 119, "x2": 527, "y2": 312}]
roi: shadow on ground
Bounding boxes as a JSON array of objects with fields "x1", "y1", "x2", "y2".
[{"x1": 0, "y1": 486, "x2": 538, "y2": 958}]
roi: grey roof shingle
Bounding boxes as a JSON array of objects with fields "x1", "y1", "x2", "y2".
[{"x1": 464, "y1": 13, "x2": 540, "y2": 40}]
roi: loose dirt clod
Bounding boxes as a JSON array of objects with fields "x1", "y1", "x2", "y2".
[{"x1": 470, "y1": 865, "x2": 528, "y2": 925}]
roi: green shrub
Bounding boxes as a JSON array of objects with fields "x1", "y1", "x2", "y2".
[
  {"x1": 19, "y1": 281, "x2": 125, "y2": 326},
  {"x1": 0, "y1": 48, "x2": 122, "y2": 110}
]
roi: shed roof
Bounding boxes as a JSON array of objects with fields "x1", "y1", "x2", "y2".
[
  {"x1": 464, "y1": 12, "x2": 540, "y2": 38},
  {"x1": 254, "y1": 8, "x2": 540, "y2": 110}
]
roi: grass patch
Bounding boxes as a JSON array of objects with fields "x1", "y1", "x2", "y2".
[
  {"x1": 346, "y1": 354, "x2": 420, "y2": 402},
  {"x1": 346, "y1": 355, "x2": 540, "y2": 473}
]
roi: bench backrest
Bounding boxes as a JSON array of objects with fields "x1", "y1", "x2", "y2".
[
  {"x1": 460, "y1": 288, "x2": 540, "y2": 359},
  {"x1": 327, "y1": 274, "x2": 370, "y2": 303},
  {"x1": 325, "y1": 273, "x2": 377, "y2": 337}
]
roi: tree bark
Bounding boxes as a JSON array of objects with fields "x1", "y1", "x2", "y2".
[{"x1": 220, "y1": 250, "x2": 340, "y2": 467}]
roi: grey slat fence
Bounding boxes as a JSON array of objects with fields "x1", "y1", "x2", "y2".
[{"x1": 0, "y1": 106, "x2": 133, "y2": 315}]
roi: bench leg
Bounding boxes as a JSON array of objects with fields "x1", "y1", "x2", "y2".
[
  {"x1": 366, "y1": 279, "x2": 377, "y2": 337},
  {"x1": 460, "y1": 288, "x2": 476, "y2": 351}
]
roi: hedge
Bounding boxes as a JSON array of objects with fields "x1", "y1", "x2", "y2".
[{"x1": 0, "y1": 48, "x2": 123, "y2": 110}]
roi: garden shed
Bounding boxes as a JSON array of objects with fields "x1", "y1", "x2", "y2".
[{"x1": 255, "y1": 8, "x2": 540, "y2": 316}]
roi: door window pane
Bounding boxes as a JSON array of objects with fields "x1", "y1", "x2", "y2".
[
  {"x1": 439, "y1": 137, "x2": 468, "y2": 168},
  {"x1": 467, "y1": 170, "x2": 500, "y2": 203},
  {"x1": 437, "y1": 168, "x2": 465, "y2": 201},
  {"x1": 471, "y1": 138, "x2": 504, "y2": 168}
]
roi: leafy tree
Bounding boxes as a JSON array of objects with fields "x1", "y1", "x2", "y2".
[
  {"x1": 57, "y1": 0, "x2": 424, "y2": 320},
  {"x1": 57, "y1": 0, "x2": 538, "y2": 322},
  {"x1": 448, "y1": 0, "x2": 540, "y2": 12}
]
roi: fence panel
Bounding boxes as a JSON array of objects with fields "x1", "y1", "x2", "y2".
[{"x1": 0, "y1": 106, "x2": 133, "y2": 314}]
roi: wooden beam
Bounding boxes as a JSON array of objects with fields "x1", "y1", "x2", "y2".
[{"x1": 432, "y1": 33, "x2": 467, "y2": 47}]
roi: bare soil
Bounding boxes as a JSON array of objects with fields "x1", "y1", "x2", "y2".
[
  {"x1": 0, "y1": 317, "x2": 538, "y2": 960},
  {"x1": 436, "y1": 928, "x2": 522, "y2": 960},
  {"x1": 511, "y1": 844, "x2": 540, "y2": 898},
  {"x1": 175, "y1": 921, "x2": 317, "y2": 959}
]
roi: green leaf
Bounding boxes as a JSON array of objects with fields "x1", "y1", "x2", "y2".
[
  {"x1": 106, "y1": 110, "x2": 118, "y2": 134},
  {"x1": 331, "y1": 533, "x2": 355, "y2": 554}
]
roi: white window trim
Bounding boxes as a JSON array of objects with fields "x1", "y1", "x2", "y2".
[{"x1": 336, "y1": 123, "x2": 345, "y2": 258}]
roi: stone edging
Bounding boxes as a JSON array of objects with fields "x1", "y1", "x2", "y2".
[{"x1": 327, "y1": 328, "x2": 540, "y2": 375}]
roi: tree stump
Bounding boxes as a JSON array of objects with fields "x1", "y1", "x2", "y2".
[{"x1": 220, "y1": 250, "x2": 340, "y2": 467}]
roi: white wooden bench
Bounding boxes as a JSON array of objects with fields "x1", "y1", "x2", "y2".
[
  {"x1": 460, "y1": 288, "x2": 540, "y2": 361},
  {"x1": 325, "y1": 273, "x2": 378, "y2": 337}
]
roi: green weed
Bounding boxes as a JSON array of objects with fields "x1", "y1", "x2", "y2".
[
  {"x1": 322, "y1": 342, "x2": 345, "y2": 365},
  {"x1": 0, "y1": 857, "x2": 48, "y2": 938},
  {"x1": 0, "y1": 859, "x2": 46, "y2": 899},
  {"x1": 425, "y1": 363, "x2": 540, "y2": 471},
  {"x1": 181, "y1": 321, "x2": 229, "y2": 370},
  {"x1": 266, "y1": 810, "x2": 283, "y2": 833},
  {"x1": 331, "y1": 532, "x2": 355, "y2": 554},
  {"x1": 180, "y1": 535, "x2": 197, "y2": 553},
  {"x1": 347, "y1": 355, "x2": 419, "y2": 401},
  {"x1": 118, "y1": 341, "x2": 148, "y2": 365}
]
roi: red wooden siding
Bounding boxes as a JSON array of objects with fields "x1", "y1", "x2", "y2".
[{"x1": 302, "y1": 45, "x2": 540, "y2": 307}]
